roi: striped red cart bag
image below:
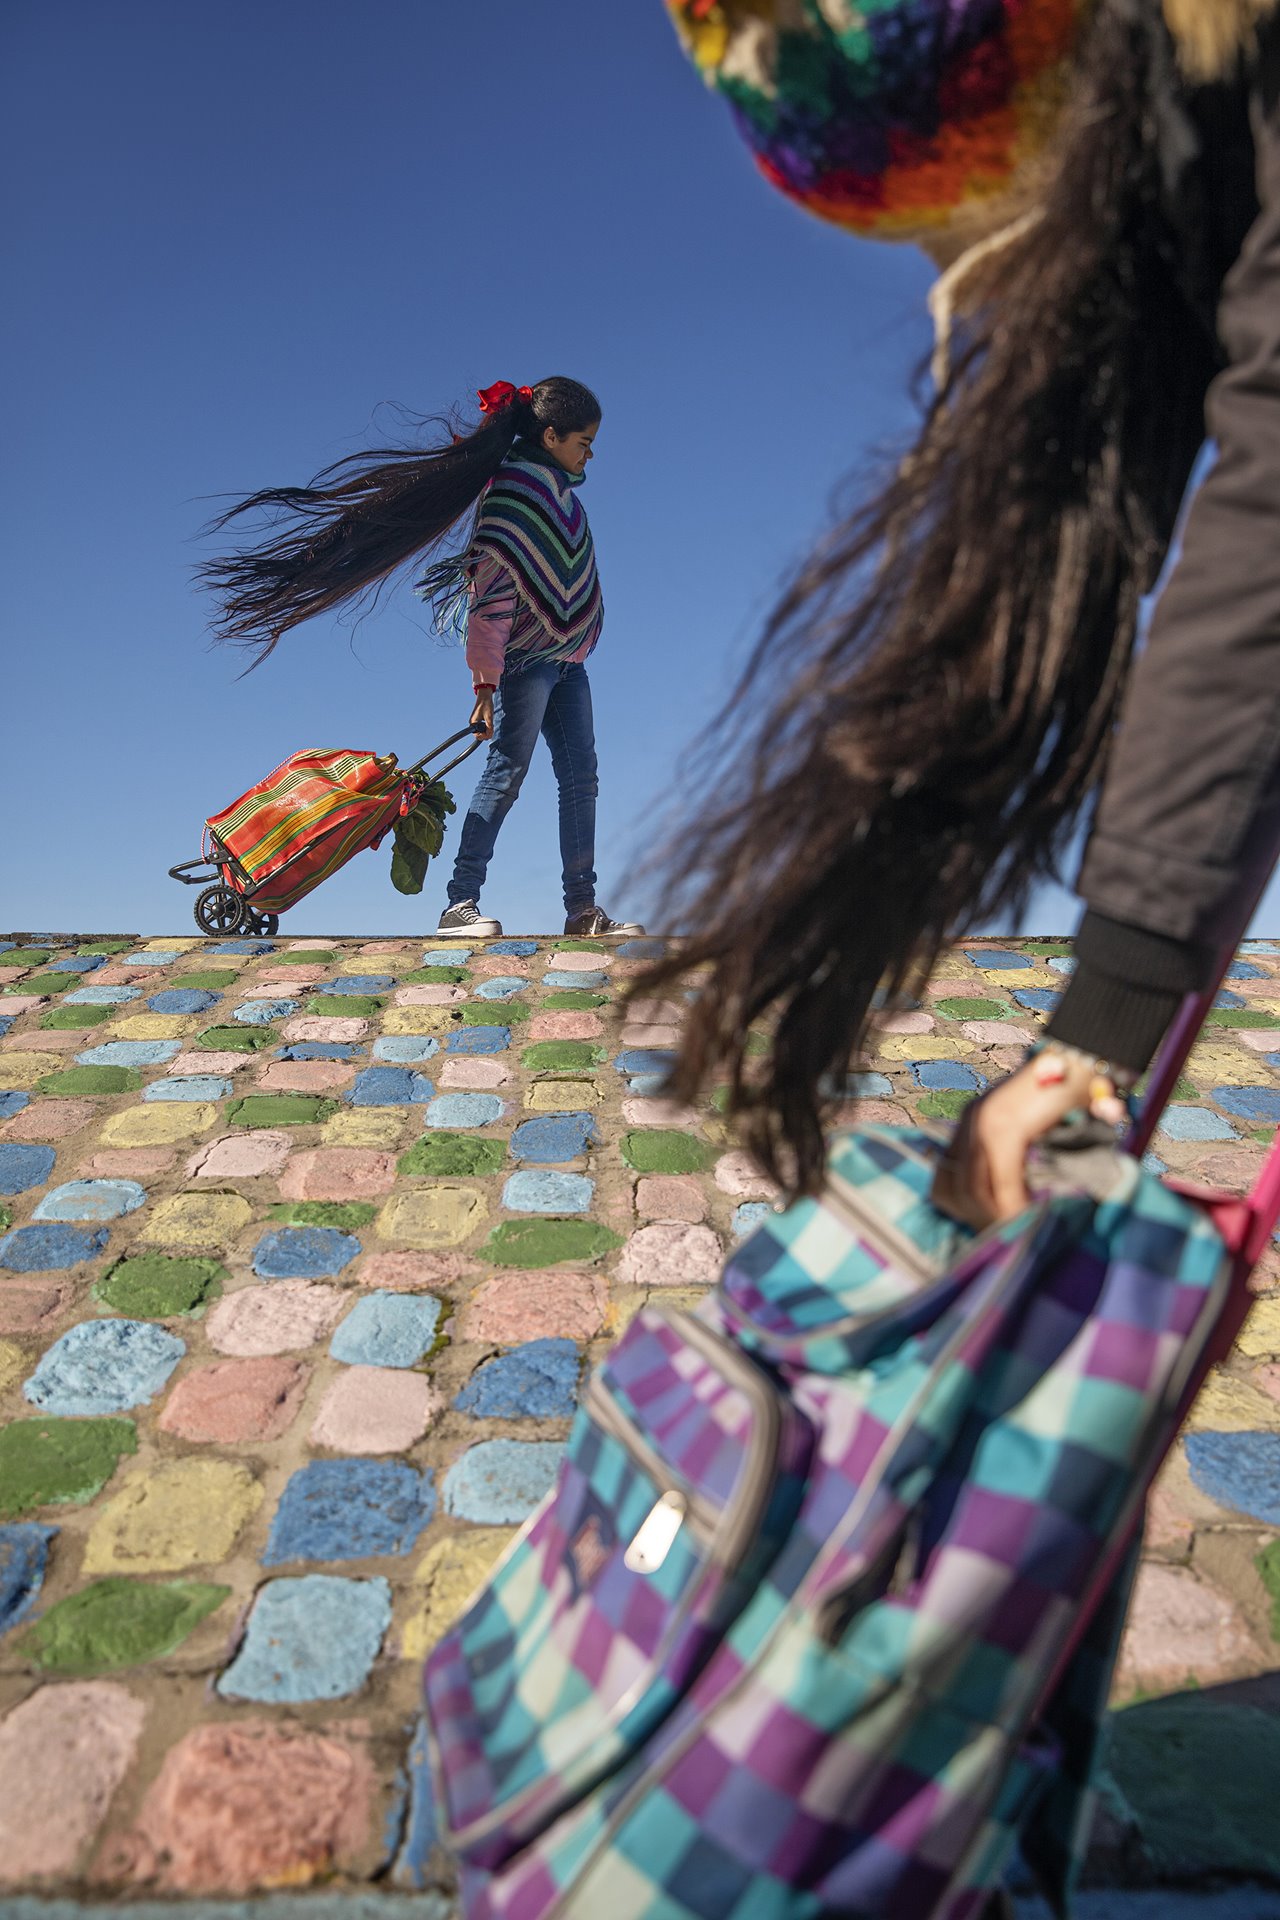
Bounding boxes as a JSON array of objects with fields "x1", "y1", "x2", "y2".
[{"x1": 206, "y1": 748, "x2": 408, "y2": 915}]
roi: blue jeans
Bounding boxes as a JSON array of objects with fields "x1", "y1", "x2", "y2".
[{"x1": 447, "y1": 658, "x2": 599, "y2": 915}]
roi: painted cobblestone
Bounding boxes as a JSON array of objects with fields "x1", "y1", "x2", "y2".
[{"x1": 0, "y1": 929, "x2": 1276, "y2": 1901}]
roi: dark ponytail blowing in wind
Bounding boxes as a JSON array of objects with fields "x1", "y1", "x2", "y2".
[{"x1": 198, "y1": 376, "x2": 601, "y2": 666}]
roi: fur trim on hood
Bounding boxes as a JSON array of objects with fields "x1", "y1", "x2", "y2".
[{"x1": 1166, "y1": 0, "x2": 1280, "y2": 80}]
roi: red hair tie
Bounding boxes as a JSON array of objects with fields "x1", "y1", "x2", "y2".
[{"x1": 477, "y1": 380, "x2": 534, "y2": 415}]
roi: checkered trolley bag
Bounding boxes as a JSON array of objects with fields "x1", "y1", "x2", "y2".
[{"x1": 424, "y1": 1054, "x2": 1279, "y2": 1918}]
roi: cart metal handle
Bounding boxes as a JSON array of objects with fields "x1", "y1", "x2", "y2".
[
  {"x1": 168, "y1": 858, "x2": 222, "y2": 886},
  {"x1": 406, "y1": 722, "x2": 489, "y2": 783}
]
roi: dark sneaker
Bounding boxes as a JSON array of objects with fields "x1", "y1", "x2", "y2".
[
  {"x1": 437, "y1": 900, "x2": 502, "y2": 937},
  {"x1": 564, "y1": 906, "x2": 645, "y2": 938}
]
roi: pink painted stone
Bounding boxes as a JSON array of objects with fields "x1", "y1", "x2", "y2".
[
  {"x1": 255, "y1": 1060, "x2": 353, "y2": 1094},
  {"x1": 961, "y1": 1020, "x2": 1036, "y2": 1046},
  {"x1": 278, "y1": 1148, "x2": 397, "y2": 1201},
  {"x1": 1184, "y1": 1146, "x2": 1267, "y2": 1192},
  {"x1": 100, "y1": 1720, "x2": 371, "y2": 1894},
  {"x1": 621, "y1": 1024, "x2": 679, "y2": 1049},
  {"x1": 358, "y1": 940, "x2": 412, "y2": 953},
  {"x1": 471, "y1": 954, "x2": 532, "y2": 977},
  {"x1": 357, "y1": 1249, "x2": 476, "y2": 1292},
  {"x1": 1143, "y1": 1479, "x2": 1194, "y2": 1555},
  {"x1": 547, "y1": 950, "x2": 614, "y2": 972},
  {"x1": 249, "y1": 966, "x2": 332, "y2": 986},
  {"x1": 207, "y1": 1280, "x2": 346, "y2": 1357},
  {"x1": 280, "y1": 1015, "x2": 367, "y2": 1043},
  {"x1": 80, "y1": 1147, "x2": 179, "y2": 1179},
  {"x1": 0, "y1": 1680, "x2": 146, "y2": 1884},
  {"x1": 2, "y1": 1098, "x2": 97, "y2": 1140},
  {"x1": 625, "y1": 998, "x2": 685, "y2": 1026},
  {"x1": 287, "y1": 940, "x2": 337, "y2": 951},
  {"x1": 460, "y1": 1269, "x2": 607, "y2": 1343},
  {"x1": 396, "y1": 984, "x2": 466, "y2": 1005},
  {"x1": 1255, "y1": 1361, "x2": 1280, "y2": 1401},
  {"x1": 4, "y1": 1027, "x2": 81, "y2": 1052},
  {"x1": 0, "y1": 996, "x2": 50, "y2": 1017},
  {"x1": 91, "y1": 965, "x2": 154, "y2": 985},
  {"x1": 1114, "y1": 1563, "x2": 1261, "y2": 1694},
  {"x1": 621, "y1": 1097, "x2": 701, "y2": 1129},
  {"x1": 634, "y1": 1175, "x2": 708, "y2": 1223},
  {"x1": 309, "y1": 1366, "x2": 441, "y2": 1454},
  {"x1": 616, "y1": 1223, "x2": 723, "y2": 1288},
  {"x1": 1237, "y1": 1029, "x2": 1280, "y2": 1052},
  {"x1": 989, "y1": 1048, "x2": 1027, "y2": 1074},
  {"x1": 713, "y1": 1151, "x2": 780, "y2": 1199},
  {"x1": 874, "y1": 1011, "x2": 936, "y2": 1035},
  {"x1": 170, "y1": 1050, "x2": 250, "y2": 1076},
  {"x1": 528, "y1": 1011, "x2": 604, "y2": 1041},
  {"x1": 440, "y1": 1056, "x2": 510, "y2": 1089},
  {"x1": 186, "y1": 1131, "x2": 294, "y2": 1180},
  {"x1": 1250, "y1": 1244, "x2": 1280, "y2": 1293},
  {"x1": 831, "y1": 1099, "x2": 914, "y2": 1129},
  {"x1": 158, "y1": 1356, "x2": 310, "y2": 1443},
  {"x1": 0, "y1": 1279, "x2": 71, "y2": 1335}
]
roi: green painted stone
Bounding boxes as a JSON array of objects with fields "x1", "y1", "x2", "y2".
[
  {"x1": 400, "y1": 1135, "x2": 506, "y2": 1177},
  {"x1": 554, "y1": 940, "x2": 607, "y2": 953},
  {"x1": 41, "y1": 1004, "x2": 114, "y2": 1030},
  {"x1": 1255, "y1": 1539, "x2": 1280, "y2": 1643},
  {"x1": 1136, "y1": 1070, "x2": 1199, "y2": 1103},
  {"x1": 543, "y1": 990, "x2": 609, "y2": 1010},
  {"x1": 917, "y1": 1090, "x2": 976, "y2": 1121},
  {"x1": 36, "y1": 1066, "x2": 143, "y2": 1096},
  {"x1": 934, "y1": 997, "x2": 1010, "y2": 1020},
  {"x1": 268, "y1": 1201, "x2": 378, "y2": 1230},
  {"x1": 1107, "y1": 1697, "x2": 1280, "y2": 1881},
  {"x1": 7, "y1": 973, "x2": 79, "y2": 996},
  {"x1": 0, "y1": 1204, "x2": 10, "y2": 1232},
  {"x1": 620, "y1": 1130, "x2": 715, "y2": 1174},
  {"x1": 93, "y1": 1254, "x2": 225, "y2": 1318},
  {"x1": 173, "y1": 969, "x2": 240, "y2": 990},
  {"x1": 1024, "y1": 941, "x2": 1074, "y2": 957},
  {"x1": 195, "y1": 1024, "x2": 276, "y2": 1053},
  {"x1": 76, "y1": 941, "x2": 135, "y2": 955},
  {"x1": 1206, "y1": 1009, "x2": 1280, "y2": 1028},
  {"x1": 711, "y1": 1086, "x2": 732, "y2": 1114},
  {"x1": 0, "y1": 1417, "x2": 137, "y2": 1516},
  {"x1": 309, "y1": 994, "x2": 384, "y2": 1018},
  {"x1": 0, "y1": 950, "x2": 51, "y2": 969},
  {"x1": 268, "y1": 952, "x2": 335, "y2": 966},
  {"x1": 461, "y1": 1001, "x2": 528, "y2": 1025},
  {"x1": 485, "y1": 1219, "x2": 624, "y2": 1267},
  {"x1": 18, "y1": 1576, "x2": 230, "y2": 1673},
  {"x1": 227, "y1": 1094, "x2": 339, "y2": 1129},
  {"x1": 403, "y1": 966, "x2": 468, "y2": 985},
  {"x1": 521, "y1": 1041, "x2": 608, "y2": 1071}
]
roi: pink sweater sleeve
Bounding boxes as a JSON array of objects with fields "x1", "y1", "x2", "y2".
[{"x1": 465, "y1": 554, "x2": 516, "y2": 691}]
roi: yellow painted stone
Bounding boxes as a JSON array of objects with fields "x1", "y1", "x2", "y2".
[
  {"x1": 524, "y1": 1080, "x2": 604, "y2": 1111},
  {"x1": 337, "y1": 954, "x2": 413, "y2": 975},
  {"x1": 973, "y1": 968, "x2": 1055, "y2": 989},
  {"x1": 1185, "y1": 1369, "x2": 1279, "y2": 1432},
  {"x1": 138, "y1": 1189, "x2": 252, "y2": 1247},
  {"x1": 400, "y1": 1528, "x2": 515, "y2": 1660},
  {"x1": 875, "y1": 1033, "x2": 975, "y2": 1061},
  {"x1": 83, "y1": 1458, "x2": 263, "y2": 1574},
  {"x1": 109, "y1": 1014, "x2": 196, "y2": 1041},
  {"x1": 378, "y1": 1185, "x2": 486, "y2": 1248},
  {"x1": 1237, "y1": 1295, "x2": 1280, "y2": 1360},
  {"x1": 0, "y1": 1340, "x2": 29, "y2": 1396},
  {"x1": 142, "y1": 937, "x2": 202, "y2": 951},
  {"x1": 0, "y1": 1053, "x2": 65, "y2": 1089},
  {"x1": 1186, "y1": 1043, "x2": 1264, "y2": 1088},
  {"x1": 99, "y1": 1103, "x2": 219, "y2": 1148},
  {"x1": 381, "y1": 1006, "x2": 462, "y2": 1036},
  {"x1": 925, "y1": 956, "x2": 977, "y2": 980},
  {"x1": 322, "y1": 1108, "x2": 409, "y2": 1148},
  {"x1": 607, "y1": 1287, "x2": 709, "y2": 1338}
]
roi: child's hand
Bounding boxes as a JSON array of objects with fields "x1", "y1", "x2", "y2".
[{"x1": 470, "y1": 691, "x2": 495, "y2": 740}]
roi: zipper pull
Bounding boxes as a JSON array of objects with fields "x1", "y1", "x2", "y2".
[{"x1": 624, "y1": 1490, "x2": 687, "y2": 1575}]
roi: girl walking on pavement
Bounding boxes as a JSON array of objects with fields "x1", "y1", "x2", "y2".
[{"x1": 200, "y1": 374, "x2": 643, "y2": 941}]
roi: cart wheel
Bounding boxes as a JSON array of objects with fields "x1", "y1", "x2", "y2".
[
  {"x1": 243, "y1": 910, "x2": 280, "y2": 939},
  {"x1": 194, "y1": 886, "x2": 247, "y2": 936}
]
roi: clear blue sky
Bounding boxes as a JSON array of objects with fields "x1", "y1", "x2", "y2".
[{"x1": 4, "y1": 3, "x2": 1274, "y2": 939}]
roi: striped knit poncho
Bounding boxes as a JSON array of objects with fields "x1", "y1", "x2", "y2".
[{"x1": 421, "y1": 444, "x2": 604, "y2": 665}]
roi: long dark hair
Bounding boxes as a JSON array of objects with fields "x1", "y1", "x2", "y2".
[
  {"x1": 628, "y1": 1, "x2": 1256, "y2": 1195},
  {"x1": 198, "y1": 376, "x2": 601, "y2": 665}
]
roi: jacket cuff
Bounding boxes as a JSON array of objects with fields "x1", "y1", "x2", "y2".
[{"x1": 1045, "y1": 911, "x2": 1210, "y2": 1075}]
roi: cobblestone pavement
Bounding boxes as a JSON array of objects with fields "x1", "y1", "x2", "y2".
[{"x1": 0, "y1": 930, "x2": 1277, "y2": 1903}]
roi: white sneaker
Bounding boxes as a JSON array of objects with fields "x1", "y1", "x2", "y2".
[
  {"x1": 437, "y1": 900, "x2": 502, "y2": 937},
  {"x1": 564, "y1": 907, "x2": 646, "y2": 937}
]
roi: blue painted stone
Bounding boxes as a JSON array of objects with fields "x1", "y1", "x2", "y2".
[
  {"x1": 0, "y1": 1524, "x2": 57, "y2": 1633},
  {"x1": 444, "y1": 1026, "x2": 509, "y2": 1056},
  {"x1": 326, "y1": 975, "x2": 396, "y2": 996},
  {"x1": 279, "y1": 1042, "x2": 363, "y2": 1062},
  {"x1": 501, "y1": 1170, "x2": 594, "y2": 1214},
  {"x1": 627, "y1": 1075, "x2": 671, "y2": 1096},
  {"x1": 216, "y1": 1573, "x2": 391, "y2": 1702},
  {"x1": 1, "y1": 1223, "x2": 107, "y2": 1271},
  {"x1": 912, "y1": 1061, "x2": 987, "y2": 1092},
  {"x1": 543, "y1": 969, "x2": 606, "y2": 990},
  {"x1": 443, "y1": 1439, "x2": 567, "y2": 1524},
  {"x1": 0, "y1": 943, "x2": 12, "y2": 953},
  {"x1": 1141, "y1": 1151, "x2": 1169, "y2": 1175},
  {"x1": 394, "y1": 1715, "x2": 442, "y2": 1890},
  {"x1": 487, "y1": 940, "x2": 538, "y2": 957},
  {"x1": 424, "y1": 1093, "x2": 505, "y2": 1129},
  {"x1": 1011, "y1": 988, "x2": 1062, "y2": 1013},
  {"x1": 509, "y1": 1113, "x2": 601, "y2": 1163},
  {"x1": 454, "y1": 1338, "x2": 580, "y2": 1418},
  {"x1": 330, "y1": 1291, "x2": 443, "y2": 1368},
  {"x1": 617, "y1": 938, "x2": 665, "y2": 959},
  {"x1": 0, "y1": 1145, "x2": 57, "y2": 1197},
  {"x1": 33, "y1": 1180, "x2": 147, "y2": 1223},
  {"x1": 1047, "y1": 955, "x2": 1077, "y2": 975},
  {"x1": 821, "y1": 1070, "x2": 894, "y2": 1100},
  {"x1": 1158, "y1": 1106, "x2": 1238, "y2": 1143},
  {"x1": 1185, "y1": 1432, "x2": 1280, "y2": 1525},
  {"x1": 1242, "y1": 939, "x2": 1279, "y2": 954},
  {"x1": 372, "y1": 1036, "x2": 440, "y2": 1063},
  {"x1": 614, "y1": 1049, "x2": 677, "y2": 1077},
  {"x1": 143, "y1": 1075, "x2": 235, "y2": 1102},
  {"x1": 1226, "y1": 960, "x2": 1266, "y2": 981},
  {"x1": 733, "y1": 1202, "x2": 773, "y2": 1239},
  {"x1": 1214, "y1": 990, "x2": 1246, "y2": 1010},
  {"x1": 347, "y1": 1066, "x2": 435, "y2": 1107},
  {"x1": 1211, "y1": 1086, "x2": 1280, "y2": 1124},
  {"x1": 146, "y1": 988, "x2": 220, "y2": 1015},
  {"x1": 75, "y1": 1041, "x2": 181, "y2": 1069},
  {"x1": 421, "y1": 948, "x2": 472, "y2": 966},
  {"x1": 204, "y1": 940, "x2": 275, "y2": 955},
  {"x1": 63, "y1": 984, "x2": 141, "y2": 1005},
  {"x1": 264, "y1": 1460, "x2": 436, "y2": 1564},
  {"x1": 24, "y1": 1319, "x2": 185, "y2": 1415},
  {"x1": 1264, "y1": 1054, "x2": 1280, "y2": 1073},
  {"x1": 51, "y1": 954, "x2": 105, "y2": 972},
  {"x1": 0, "y1": 1019, "x2": 13, "y2": 1039},
  {"x1": 963, "y1": 949, "x2": 1033, "y2": 970},
  {"x1": 252, "y1": 1226, "x2": 361, "y2": 1279},
  {"x1": 474, "y1": 976, "x2": 527, "y2": 1001},
  {"x1": 127, "y1": 952, "x2": 185, "y2": 967},
  {"x1": 0, "y1": 1091, "x2": 30, "y2": 1119},
  {"x1": 233, "y1": 999, "x2": 299, "y2": 1025}
]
